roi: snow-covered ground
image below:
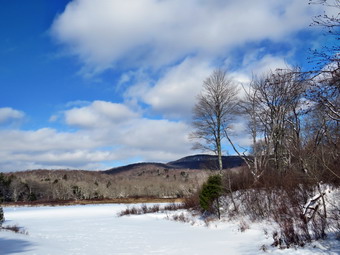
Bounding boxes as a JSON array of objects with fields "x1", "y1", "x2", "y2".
[{"x1": 0, "y1": 204, "x2": 338, "y2": 255}]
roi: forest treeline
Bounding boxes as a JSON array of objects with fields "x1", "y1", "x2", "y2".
[{"x1": 0, "y1": 167, "x2": 214, "y2": 202}]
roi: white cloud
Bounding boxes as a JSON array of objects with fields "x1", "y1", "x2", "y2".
[
  {"x1": 124, "y1": 53, "x2": 291, "y2": 120},
  {"x1": 0, "y1": 107, "x2": 25, "y2": 124},
  {"x1": 230, "y1": 53, "x2": 292, "y2": 99},
  {"x1": 2, "y1": 1, "x2": 324, "y2": 171},
  {"x1": 50, "y1": 0, "x2": 319, "y2": 121},
  {"x1": 64, "y1": 100, "x2": 139, "y2": 128},
  {"x1": 51, "y1": 0, "x2": 319, "y2": 73},
  {"x1": 121, "y1": 118, "x2": 191, "y2": 152},
  {"x1": 124, "y1": 52, "x2": 291, "y2": 122},
  {"x1": 125, "y1": 57, "x2": 213, "y2": 119},
  {"x1": 0, "y1": 128, "x2": 108, "y2": 170},
  {"x1": 246, "y1": 54, "x2": 291, "y2": 76},
  {"x1": 0, "y1": 101, "x2": 193, "y2": 171},
  {"x1": 228, "y1": 120, "x2": 252, "y2": 148},
  {"x1": 0, "y1": 128, "x2": 101, "y2": 152}
]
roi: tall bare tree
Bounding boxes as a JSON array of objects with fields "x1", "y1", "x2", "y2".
[
  {"x1": 190, "y1": 69, "x2": 239, "y2": 172},
  {"x1": 244, "y1": 69, "x2": 307, "y2": 173},
  {"x1": 308, "y1": 0, "x2": 340, "y2": 122},
  {"x1": 237, "y1": 82, "x2": 268, "y2": 181},
  {"x1": 303, "y1": 0, "x2": 340, "y2": 180}
]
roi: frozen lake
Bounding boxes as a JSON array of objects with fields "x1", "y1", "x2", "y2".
[{"x1": 0, "y1": 204, "x2": 337, "y2": 255}]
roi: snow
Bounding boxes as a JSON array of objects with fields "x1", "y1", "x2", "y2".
[{"x1": 0, "y1": 204, "x2": 339, "y2": 255}]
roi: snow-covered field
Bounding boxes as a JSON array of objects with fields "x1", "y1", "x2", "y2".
[{"x1": 0, "y1": 204, "x2": 338, "y2": 255}]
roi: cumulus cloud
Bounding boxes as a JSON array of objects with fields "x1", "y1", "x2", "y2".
[
  {"x1": 230, "y1": 53, "x2": 292, "y2": 87},
  {"x1": 125, "y1": 57, "x2": 213, "y2": 119},
  {"x1": 121, "y1": 118, "x2": 191, "y2": 152},
  {"x1": 64, "y1": 100, "x2": 139, "y2": 128},
  {"x1": 124, "y1": 53, "x2": 290, "y2": 120},
  {"x1": 51, "y1": 0, "x2": 318, "y2": 73},
  {"x1": 244, "y1": 54, "x2": 291, "y2": 76},
  {"x1": 0, "y1": 107, "x2": 25, "y2": 124},
  {"x1": 0, "y1": 102, "x2": 193, "y2": 171},
  {"x1": 1, "y1": 1, "x2": 323, "y2": 171},
  {"x1": 50, "y1": 0, "x2": 318, "y2": 120}
]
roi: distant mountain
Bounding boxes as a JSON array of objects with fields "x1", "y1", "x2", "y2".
[
  {"x1": 104, "y1": 154, "x2": 245, "y2": 175},
  {"x1": 167, "y1": 154, "x2": 244, "y2": 170},
  {"x1": 104, "y1": 162, "x2": 172, "y2": 175}
]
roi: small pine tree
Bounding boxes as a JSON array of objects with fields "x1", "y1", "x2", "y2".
[
  {"x1": 199, "y1": 174, "x2": 223, "y2": 219},
  {"x1": 0, "y1": 206, "x2": 4, "y2": 226}
]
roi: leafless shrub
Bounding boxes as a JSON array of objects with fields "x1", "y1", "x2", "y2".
[
  {"x1": 118, "y1": 203, "x2": 188, "y2": 217},
  {"x1": 163, "y1": 203, "x2": 185, "y2": 211},
  {"x1": 203, "y1": 215, "x2": 216, "y2": 227},
  {"x1": 1, "y1": 225, "x2": 28, "y2": 235},
  {"x1": 182, "y1": 191, "x2": 201, "y2": 210},
  {"x1": 242, "y1": 190, "x2": 268, "y2": 221},
  {"x1": 259, "y1": 244, "x2": 267, "y2": 252},
  {"x1": 219, "y1": 167, "x2": 338, "y2": 249},
  {"x1": 117, "y1": 206, "x2": 140, "y2": 216},
  {"x1": 172, "y1": 213, "x2": 190, "y2": 223},
  {"x1": 141, "y1": 204, "x2": 148, "y2": 214},
  {"x1": 149, "y1": 204, "x2": 160, "y2": 213},
  {"x1": 238, "y1": 219, "x2": 250, "y2": 232},
  {"x1": 278, "y1": 219, "x2": 301, "y2": 248},
  {"x1": 269, "y1": 184, "x2": 333, "y2": 248},
  {"x1": 310, "y1": 216, "x2": 327, "y2": 240},
  {"x1": 328, "y1": 205, "x2": 340, "y2": 240},
  {"x1": 263, "y1": 228, "x2": 268, "y2": 238}
]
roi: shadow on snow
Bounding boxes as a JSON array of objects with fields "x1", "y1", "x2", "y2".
[{"x1": 0, "y1": 237, "x2": 33, "y2": 254}]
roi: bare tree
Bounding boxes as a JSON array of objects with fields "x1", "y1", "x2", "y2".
[
  {"x1": 244, "y1": 69, "x2": 307, "y2": 173},
  {"x1": 308, "y1": 63, "x2": 340, "y2": 124},
  {"x1": 309, "y1": 0, "x2": 339, "y2": 69},
  {"x1": 237, "y1": 82, "x2": 268, "y2": 181},
  {"x1": 307, "y1": 0, "x2": 340, "y2": 122},
  {"x1": 190, "y1": 69, "x2": 239, "y2": 172},
  {"x1": 303, "y1": 107, "x2": 340, "y2": 181}
]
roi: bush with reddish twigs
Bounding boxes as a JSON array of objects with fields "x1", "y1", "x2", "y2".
[{"x1": 117, "y1": 203, "x2": 187, "y2": 217}]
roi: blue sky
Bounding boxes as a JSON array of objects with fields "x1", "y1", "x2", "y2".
[{"x1": 0, "y1": 0, "x2": 329, "y2": 171}]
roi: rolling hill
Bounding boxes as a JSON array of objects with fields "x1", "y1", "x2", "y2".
[
  {"x1": 2, "y1": 154, "x2": 245, "y2": 202},
  {"x1": 104, "y1": 154, "x2": 244, "y2": 174}
]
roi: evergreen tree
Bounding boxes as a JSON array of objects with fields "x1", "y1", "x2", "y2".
[{"x1": 199, "y1": 175, "x2": 223, "y2": 219}]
